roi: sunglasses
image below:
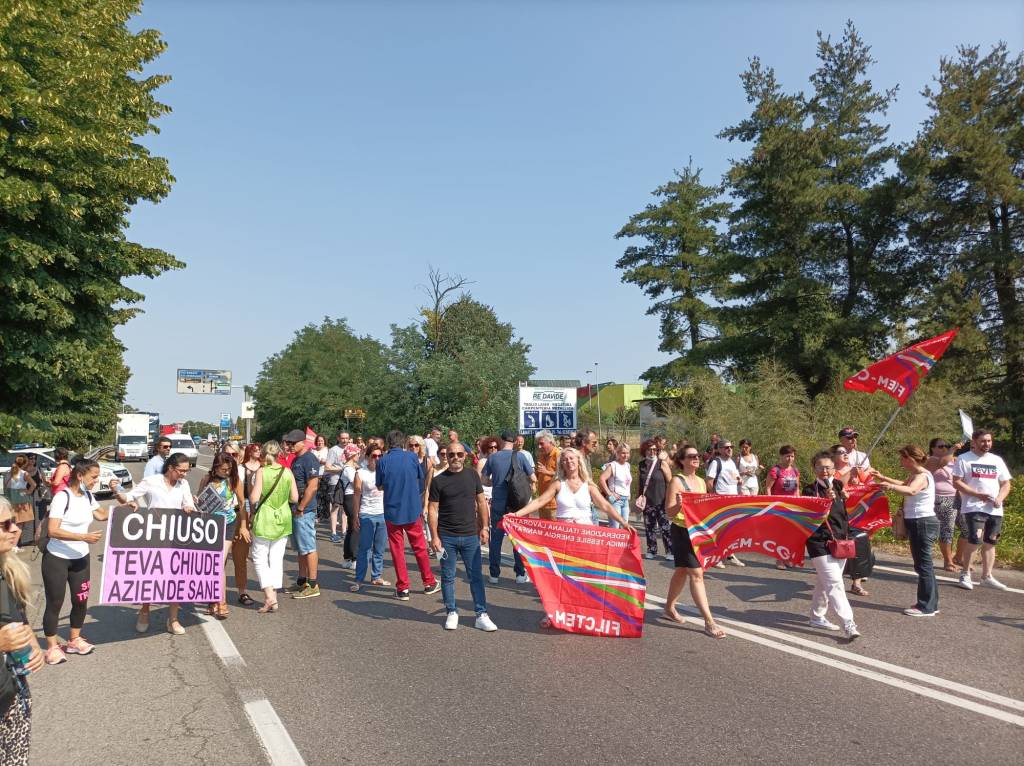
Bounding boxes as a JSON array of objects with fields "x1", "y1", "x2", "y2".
[
  {"x1": 721, "y1": 445, "x2": 734, "y2": 450},
  {"x1": 833, "y1": 449, "x2": 848, "y2": 455},
  {"x1": 369, "y1": 452, "x2": 382, "y2": 458},
  {"x1": 684, "y1": 453, "x2": 700, "y2": 459},
  {"x1": 449, "y1": 451, "x2": 466, "y2": 458},
  {"x1": 934, "y1": 443, "x2": 950, "y2": 449},
  {"x1": 0, "y1": 518, "x2": 19, "y2": 532}
]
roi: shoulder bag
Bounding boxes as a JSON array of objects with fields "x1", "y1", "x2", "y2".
[
  {"x1": 633, "y1": 459, "x2": 658, "y2": 512},
  {"x1": 824, "y1": 516, "x2": 856, "y2": 559}
]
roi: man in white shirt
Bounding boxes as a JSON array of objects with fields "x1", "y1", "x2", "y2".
[
  {"x1": 952, "y1": 429, "x2": 1012, "y2": 591},
  {"x1": 143, "y1": 437, "x2": 172, "y2": 478},
  {"x1": 838, "y1": 427, "x2": 871, "y2": 475},
  {"x1": 323, "y1": 431, "x2": 351, "y2": 543},
  {"x1": 424, "y1": 427, "x2": 441, "y2": 467},
  {"x1": 705, "y1": 440, "x2": 744, "y2": 566}
]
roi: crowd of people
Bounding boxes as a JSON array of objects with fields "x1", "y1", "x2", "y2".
[{"x1": 0, "y1": 422, "x2": 1014, "y2": 762}]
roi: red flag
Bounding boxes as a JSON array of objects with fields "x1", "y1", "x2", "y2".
[
  {"x1": 304, "y1": 427, "x2": 317, "y2": 448},
  {"x1": 501, "y1": 517, "x2": 646, "y2": 637},
  {"x1": 679, "y1": 495, "x2": 831, "y2": 567},
  {"x1": 845, "y1": 485, "x2": 892, "y2": 537},
  {"x1": 843, "y1": 329, "x2": 958, "y2": 405}
]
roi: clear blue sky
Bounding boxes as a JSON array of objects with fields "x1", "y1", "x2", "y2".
[{"x1": 120, "y1": 0, "x2": 1023, "y2": 424}]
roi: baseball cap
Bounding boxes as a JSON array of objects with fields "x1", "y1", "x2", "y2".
[
  {"x1": 283, "y1": 429, "x2": 306, "y2": 444},
  {"x1": 500, "y1": 429, "x2": 517, "y2": 442},
  {"x1": 838, "y1": 427, "x2": 858, "y2": 439}
]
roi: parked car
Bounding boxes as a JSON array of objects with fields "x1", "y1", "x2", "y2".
[
  {"x1": 167, "y1": 434, "x2": 199, "y2": 467},
  {"x1": 83, "y1": 446, "x2": 135, "y2": 498},
  {"x1": 0, "y1": 448, "x2": 58, "y2": 492}
]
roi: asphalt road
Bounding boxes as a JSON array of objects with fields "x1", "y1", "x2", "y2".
[{"x1": 24, "y1": 448, "x2": 1024, "y2": 764}]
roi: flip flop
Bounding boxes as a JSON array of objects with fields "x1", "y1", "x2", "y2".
[
  {"x1": 850, "y1": 585, "x2": 870, "y2": 596},
  {"x1": 703, "y1": 624, "x2": 726, "y2": 639},
  {"x1": 371, "y1": 579, "x2": 392, "y2": 586}
]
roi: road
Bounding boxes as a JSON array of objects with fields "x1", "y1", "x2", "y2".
[{"x1": 24, "y1": 447, "x2": 1024, "y2": 764}]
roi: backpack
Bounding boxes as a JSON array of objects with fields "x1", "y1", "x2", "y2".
[
  {"x1": 504, "y1": 452, "x2": 533, "y2": 512},
  {"x1": 706, "y1": 457, "x2": 724, "y2": 493},
  {"x1": 331, "y1": 466, "x2": 354, "y2": 504}
]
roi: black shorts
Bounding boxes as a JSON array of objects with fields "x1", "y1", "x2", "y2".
[
  {"x1": 964, "y1": 512, "x2": 1002, "y2": 545},
  {"x1": 670, "y1": 524, "x2": 701, "y2": 569}
]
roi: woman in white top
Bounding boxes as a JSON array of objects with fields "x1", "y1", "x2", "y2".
[
  {"x1": 41, "y1": 460, "x2": 104, "y2": 665},
  {"x1": 512, "y1": 449, "x2": 628, "y2": 527},
  {"x1": 599, "y1": 444, "x2": 634, "y2": 529},
  {"x1": 350, "y1": 446, "x2": 390, "y2": 591},
  {"x1": 873, "y1": 445, "x2": 939, "y2": 617},
  {"x1": 737, "y1": 440, "x2": 761, "y2": 495},
  {"x1": 110, "y1": 452, "x2": 195, "y2": 635}
]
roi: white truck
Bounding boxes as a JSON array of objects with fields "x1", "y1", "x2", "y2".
[{"x1": 116, "y1": 413, "x2": 151, "y2": 462}]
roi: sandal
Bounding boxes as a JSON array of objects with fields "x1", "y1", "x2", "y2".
[
  {"x1": 703, "y1": 624, "x2": 726, "y2": 639},
  {"x1": 850, "y1": 585, "x2": 870, "y2": 596},
  {"x1": 943, "y1": 563, "x2": 961, "y2": 573},
  {"x1": 206, "y1": 603, "x2": 217, "y2": 616},
  {"x1": 237, "y1": 593, "x2": 256, "y2": 607},
  {"x1": 371, "y1": 578, "x2": 392, "y2": 587},
  {"x1": 216, "y1": 604, "x2": 229, "y2": 620},
  {"x1": 257, "y1": 600, "x2": 279, "y2": 614}
]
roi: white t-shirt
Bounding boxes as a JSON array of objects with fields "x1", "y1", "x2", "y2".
[
  {"x1": 706, "y1": 457, "x2": 740, "y2": 495},
  {"x1": 424, "y1": 437, "x2": 440, "y2": 466},
  {"x1": 953, "y1": 451, "x2": 1011, "y2": 517},
  {"x1": 903, "y1": 471, "x2": 936, "y2": 520},
  {"x1": 606, "y1": 461, "x2": 632, "y2": 498},
  {"x1": 516, "y1": 449, "x2": 535, "y2": 470},
  {"x1": 356, "y1": 468, "x2": 384, "y2": 516},
  {"x1": 125, "y1": 474, "x2": 194, "y2": 510},
  {"x1": 738, "y1": 454, "x2": 760, "y2": 492},
  {"x1": 325, "y1": 445, "x2": 345, "y2": 485},
  {"x1": 847, "y1": 449, "x2": 871, "y2": 471},
  {"x1": 47, "y1": 489, "x2": 98, "y2": 559},
  {"x1": 339, "y1": 465, "x2": 357, "y2": 496}
]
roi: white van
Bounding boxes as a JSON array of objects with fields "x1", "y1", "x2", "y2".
[{"x1": 167, "y1": 434, "x2": 199, "y2": 467}]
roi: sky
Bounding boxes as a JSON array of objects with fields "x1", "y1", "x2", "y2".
[{"x1": 119, "y1": 0, "x2": 1024, "y2": 424}]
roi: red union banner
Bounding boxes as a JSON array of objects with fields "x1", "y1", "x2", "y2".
[
  {"x1": 500, "y1": 517, "x2": 646, "y2": 638},
  {"x1": 843, "y1": 329, "x2": 958, "y2": 405},
  {"x1": 845, "y1": 485, "x2": 892, "y2": 537},
  {"x1": 679, "y1": 494, "x2": 831, "y2": 568}
]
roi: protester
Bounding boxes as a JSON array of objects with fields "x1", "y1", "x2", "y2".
[
  {"x1": 377, "y1": 430, "x2": 439, "y2": 601},
  {"x1": 513, "y1": 434, "x2": 535, "y2": 471},
  {"x1": 234, "y1": 443, "x2": 262, "y2": 606},
  {"x1": 765, "y1": 445, "x2": 801, "y2": 569},
  {"x1": 558, "y1": 434, "x2": 572, "y2": 449},
  {"x1": 197, "y1": 453, "x2": 246, "y2": 619},
  {"x1": 702, "y1": 433, "x2": 721, "y2": 464},
  {"x1": 311, "y1": 434, "x2": 330, "y2": 522},
  {"x1": 511, "y1": 449, "x2": 628, "y2": 527},
  {"x1": 573, "y1": 429, "x2": 600, "y2": 523},
  {"x1": 926, "y1": 437, "x2": 963, "y2": 572},
  {"x1": 336, "y1": 444, "x2": 361, "y2": 569},
  {"x1": 350, "y1": 446, "x2": 390, "y2": 591},
  {"x1": 599, "y1": 443, "x2": 633, "y2": 529},
  {"x1": 144, "y1": 436, "x2": 172, "y2": 478},
  {"x1": 277, "y1": 435, "x2": 296, "y2": 469},
  {"x1": 424, "y1": 427, "x2": 442, "y2": 467},
  {"x1": 248, "y1": 441, "x2": 298, "y2": 613},
  {"x1": 737, "y1": 439, "x2": 761, "y2": 496},
  {"x1": 830, "y1": 444, "x2": 856, "y2": 486},
  {"x1": 324, "y1": 431, "x2": 352, "y2": 543},
  {"x1": 110, "y1": 453, "x2": 195, "y2": 635},
  {"x1": 533, "y1": 430, "x2": 560, "y2": 521},
  {"x1": 21, "y1": 457, "x2": 46, "y2": 548},
  {"x1": 482, "y1": 431, "x2": 535, "y2": 584},
  {"x1": 873, "y1": 446, "x2": 939, "y2": 616},
  {"x1": 40, "y1": 460, "x2": 102, "y2": 665},
  {"x1": 435, "y1": 445, "x2": 449, "y2": 474},
  {"x1": 661, "y1": 446, "x2": 725, "y2": 639},
  {"x1": 0, "y1": 496, "x2": 45, "y2": 764},
  {"x1": 952, "y1": 429, "x2": 1012, "y2": 591},
  {"x1": 802, "y1": 451, "x2": 860, "y2": 639},
  {"x1": 838, "y1": 427, "x2": 871, "y2": 479},
  {"x1": 48, "y1": 448, "x2": 71, "y2": 496},
  {"x1": 407, "y1": 434, "x2": 435, "y2": 551},
  {"x1": 637, "y1": 439, "x2": 673, "y2": 560},
  {"x1": 427, "y1": 441, "x2": 497, "y2": 631},
  {"x1": 705, "y1": 440, "x2": 744, "y2": 566},
  {"x1": 282, "y1": 430, "x2": 321, "y2": 599},
  {"x1": 5, "y1": 458, "x2": 34, "y2": 549},
  {"x1": 604, "y1": 437, "x2": 619, "y2": 466},
  {"x1": 476, "y1": 436, "x2": 499, "y2": 512}
]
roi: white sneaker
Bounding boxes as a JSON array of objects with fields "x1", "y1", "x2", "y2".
[
  {"x1": 663, "y1": 553, "x2": 673, "y2": 561},
  {"x1": 475, "y1": 613, "x2": 498, "y2": 632},
  {"x1": 487, "y1": 576, "x2": 499, "y2": 584},
  {"x1": 644, "y1": 552, "x2": 655, "y2": 560},
  {"x1": 903, "y1": 607, "x2": 939, "y2": 617},
  {"x1": 444, "y1": 611, "x2": 459, "y2": 630},
  {"x1": 342, "y1": 560, "x2": 356, "y2": 570},
  {"x1": 979, "y1": 575, "x2": 1008, "y2": 591},
  {"x1": 958, "y1": 573, "x2": 974, "y2": 590},
  {"x1": 714, "y1": 560, "x2": 726, "y2": 569},
  {"x1": 808, "y1": 617, "x2": 840, "y2": 631},
  {"x1": 842, "y1": 621, "x2": 861, "y2": 640},
  {"x1": 515, "y1": 574, "x2": 529, "y2": 584},
  {"x1": 727, "y1": 554, "x2": 745, "y2": 567}
]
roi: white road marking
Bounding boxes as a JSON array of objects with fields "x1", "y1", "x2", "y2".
[
  {"x1": 873, "y1": 564, "x2": 1024, "y2": 595},
  {"x1": 487, "y1": 546, "x2": 1024, "y2": 725},
  {"x1": 198, "y1": 613, "x2": 305, "y2": 764}
]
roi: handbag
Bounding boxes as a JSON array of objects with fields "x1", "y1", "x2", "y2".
[
  {"x1": 824, "y1": 517, "x2": 856, "y2": 559},
  {"x1": 633, "y1": 459, "x2": 659, "y2": 513},
  {"x1": 891, "y1": 501, "x2": 908, "y2": 541}
]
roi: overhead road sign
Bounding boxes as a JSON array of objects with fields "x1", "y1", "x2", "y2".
[
  {"x1": 518, "y1": 384, "x2": 577, "y2": 435},
  {"x1": 177, "y1": 369, "x2": 232, "y2": 395}
]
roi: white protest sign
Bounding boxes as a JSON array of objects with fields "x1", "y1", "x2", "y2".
[{"x1": 958, "y1": 409, "x2": 973, "y2": 442}]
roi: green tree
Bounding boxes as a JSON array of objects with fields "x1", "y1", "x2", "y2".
[
  {"x1": 615, "y1": 162, "x2": 730, "y2": 387},
  {"x1": 181, "y1": 421, "x2": 218, "y2": 438},
  {"x1": 905, "y1": 43, "x2": 1024, "y2": 453},
  {"x1": 0, "y1": 0, "x2": 181, "y2": 447}
]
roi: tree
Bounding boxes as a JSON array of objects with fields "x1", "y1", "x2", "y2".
[
  {"x1": 615, "y1": 162, "x2": 730, "y2": 387},
  {"x1": 0, "y1": 0, "x2": 181, "y2": 447},
  {"x1": 251, "y1": 319, "x2": 393, "y2": 440},
  {"x1": 181, "y1": 421, "x2": 218, "y2": 438},
  {"x1": 905, "y1": 43, "x2": 1024, "y2": 453}
]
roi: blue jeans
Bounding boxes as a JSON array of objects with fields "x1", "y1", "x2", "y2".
[
  {"x1": 354, "y1": 514, "x2": 387, "y2": 582},
  {"x1": 906, "y1": 516, "x2": 939, "y2": 613},
  {"x1": 440, "y1": 534, "x2": 488, "y2": 615},
  {"x1": 607, "y1": 495, "x2": 630, "y2": 529},
  {"x1": 488, "y1": 507, "x2": 525, "y2": 578}
]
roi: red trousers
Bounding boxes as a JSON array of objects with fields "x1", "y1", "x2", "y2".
[{"x1": 386, "y1": 520, "x2": 436, "y2": 592}]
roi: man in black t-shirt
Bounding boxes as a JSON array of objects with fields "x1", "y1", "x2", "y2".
[
  {"x1": 428, "y1": 441, "x2": 497, "y2": 632},
  {"x1": 283, "y1": 429, "x2": 321, "y2": 600}
]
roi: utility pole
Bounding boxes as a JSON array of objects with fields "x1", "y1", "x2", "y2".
[{"x1": 594, "y1": 361, "x2": 602, "y2": 439}]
